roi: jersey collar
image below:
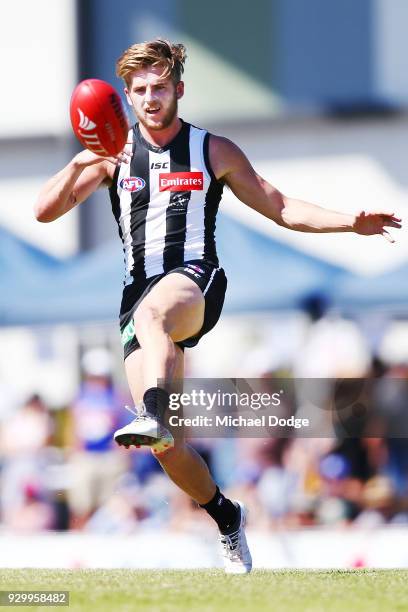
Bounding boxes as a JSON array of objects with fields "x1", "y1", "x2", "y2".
[{"x1": 134, "y1": 119, "x2": 189, "y2": 153}]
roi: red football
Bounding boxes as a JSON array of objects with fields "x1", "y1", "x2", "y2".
[{"x1": 70, "y1": 79, "x2": 129, "y2": 156}]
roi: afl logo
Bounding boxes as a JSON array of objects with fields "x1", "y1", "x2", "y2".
[{"x1": 120, "y1": 177, "x2": 146, "y2": 192}]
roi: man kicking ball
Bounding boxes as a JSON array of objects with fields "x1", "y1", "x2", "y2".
[{"x1": 35, "y1": 39, "x2": 401, "y2": 573}]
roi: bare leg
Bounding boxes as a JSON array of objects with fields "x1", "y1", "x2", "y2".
[
  {"x1": 125, "y1": 344, "x2": 216, "y2": 505},
  {"x1": 155, "y1": 442, "x2": 216, "y2": 505},
  {"x1": 133, "y1": 273, "x2": 205, "y2": 391}
]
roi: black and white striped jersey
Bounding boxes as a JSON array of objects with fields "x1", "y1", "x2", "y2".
[{"x1": 109, "y1": 120, "x2": 224, "y2": 285}]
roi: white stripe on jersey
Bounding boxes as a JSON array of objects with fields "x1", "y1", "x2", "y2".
[
  {"x1": 144, "y1": 148, "x2": 171, "y2": 277},
  {"x1": 117, "y1": 130, "x2": 134, "y2": 281},
  {"x1": 184, "y1": 126, "x2": 208, "y2": 261}
]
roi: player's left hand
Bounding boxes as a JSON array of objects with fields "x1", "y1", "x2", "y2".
[{"x1": 353, "y1": 211, "x2": 402, "y2": 243}]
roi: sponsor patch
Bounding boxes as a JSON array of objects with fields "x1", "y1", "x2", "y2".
[
  {"x1": 120, "y1": 176, "x2": 146, "y2": 192},
  {"x1": 159, "y1": 172, "x2": 203, "y2": 192},
  {"x1": 121, "y1": 320, "x2": 136, "y2": 345},
  {"x1": 151, "y1": 161, "x2": 169, "y2": 170}
]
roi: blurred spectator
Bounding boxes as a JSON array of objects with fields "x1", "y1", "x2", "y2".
[
  {"x1": 0, "y1": 394, "x2": 56, "y2": 531},
  {"x1": 66, "y1": 348, "x2": 128, "y2": 528},
  {"x1": 256, "y1": 439, "x2": 298, "y2": 525},
  {"x1": 294, "y1": 312, "x2": 370, "y2": 378},
  {"x1": 0, "y1": 393, "x2": 53, "y2": 457},
  {"x1": 0, "y1": 374, "x2": 20, "y2": 422}
]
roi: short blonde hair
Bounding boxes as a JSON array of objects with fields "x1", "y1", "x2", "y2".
[{"x1": 116, "y1": 39, "x2": 186, "y2": 86}]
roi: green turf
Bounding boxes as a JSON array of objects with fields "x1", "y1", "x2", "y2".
[{"x1": 0, "y1": 569, "x2": 408, "y2": 611}]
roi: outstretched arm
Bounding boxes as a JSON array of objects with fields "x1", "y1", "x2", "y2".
[{"x1": 210, "y1": 137, "x2": 402, "y2": 242}]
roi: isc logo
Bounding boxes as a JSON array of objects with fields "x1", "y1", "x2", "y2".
[{"x1": 150, "y1": 162, "x2": 169, "y2": 169}]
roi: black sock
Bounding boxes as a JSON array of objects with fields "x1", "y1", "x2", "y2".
[
  {"x1": 200, "y1": 486, "x2": 240, "y2": 534},
  {"x1": 143, "y1": 387, "x2": 169, "y2": 421}
]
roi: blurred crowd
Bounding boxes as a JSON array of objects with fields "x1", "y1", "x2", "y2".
[{"x1": 1, "y1": 315, "x2": 408, "y2": 536}]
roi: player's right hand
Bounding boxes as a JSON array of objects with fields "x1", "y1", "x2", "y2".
[{"x1": 73, "y1": 144, "x2": 131, "y2": 168}]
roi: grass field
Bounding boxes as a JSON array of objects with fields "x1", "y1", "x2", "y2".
[{"x1": 1, "y1": 569, "x2": 407, "y2": 611}]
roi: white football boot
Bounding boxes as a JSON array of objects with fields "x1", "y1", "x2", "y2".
[
  {"x1": 219, "y1": 501, "x2": 252, "y2": 574},
  {"x1": 114, "y1": 404, "x2": 174, "y2": 454}
]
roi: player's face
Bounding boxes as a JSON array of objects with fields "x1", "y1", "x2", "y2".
[{"x1": 125, "y1": 65, "x2": 184, "y2": 131}]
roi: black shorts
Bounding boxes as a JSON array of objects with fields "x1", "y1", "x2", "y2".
[{"x1": 119, "y1": 260, "x2": 227, "y2": 360}]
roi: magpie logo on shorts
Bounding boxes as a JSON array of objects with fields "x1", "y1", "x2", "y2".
[
  {"x1": 184, "y1": 264, "x2": 205, "y2": 279},
  {"x1": 120, "y1": 177, "x2": 146, "y2": 192},
  {"x1": 159, "y1": 172, "x2": 204, "y2": 192},
  {"x1": 187, "y1": 264, "x2": 205, "y2": 274},
  {"x1": 184, "y1": 268, "x2": 200, "y2": 278}
]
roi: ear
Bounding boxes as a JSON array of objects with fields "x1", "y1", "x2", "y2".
[
  {"x1": 124, "y1": 88, "x2": 133, "y2": 106},
  {"x1": 176, "y1": 81, "x2": 184, "y2": 100}
]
